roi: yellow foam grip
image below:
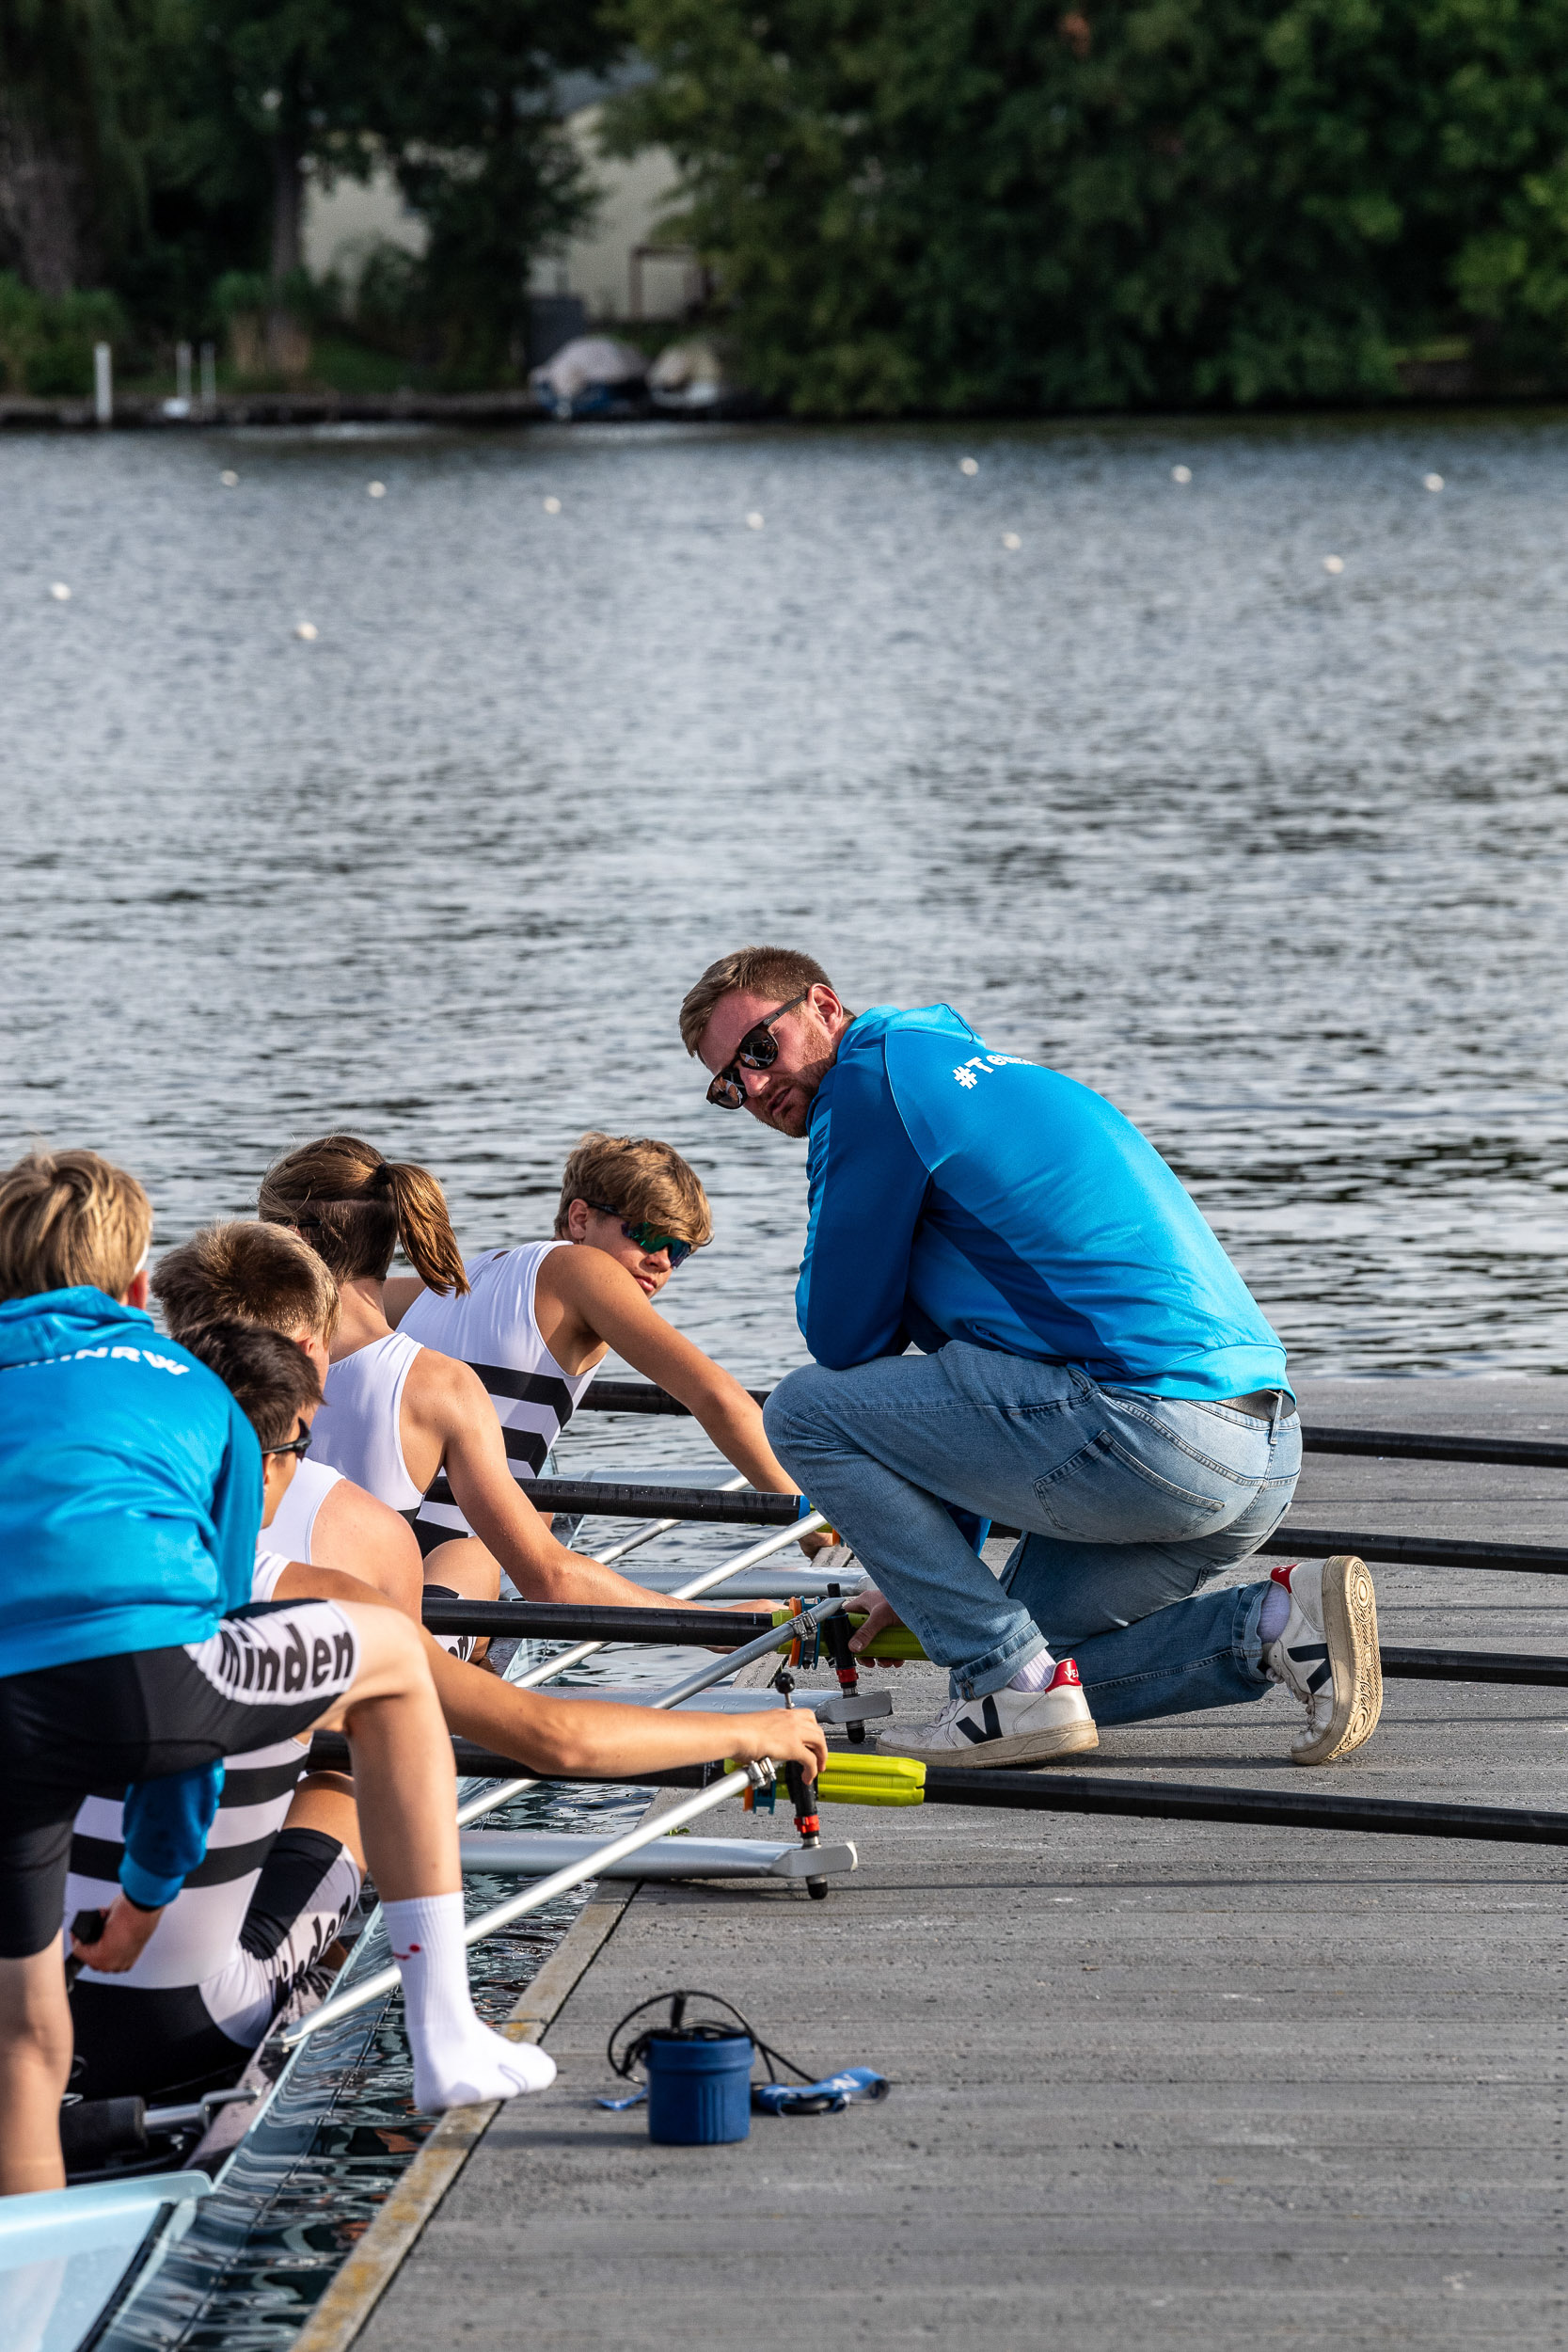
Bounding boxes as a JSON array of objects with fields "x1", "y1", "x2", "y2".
[
  {"x1": 767, "y1": 1609, "x2": 927, "y2": 1662},
  {"x1": 816, "y1": 1755, "x2": 927, "y2": 1807}
]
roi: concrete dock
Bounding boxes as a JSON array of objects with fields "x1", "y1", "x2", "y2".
[{"x1": 352, "y1": 1380, "x2": 1566, "y2": 2350}]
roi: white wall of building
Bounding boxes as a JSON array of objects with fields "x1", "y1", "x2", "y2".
[{"x1": 303, "y1": 109, "x2": 692, "y2": 324}]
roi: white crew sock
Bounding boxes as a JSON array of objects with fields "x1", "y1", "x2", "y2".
[
  {"x1": 1006, "y1": 1646, "x2": 1058, "y2": 1693},
  {"x1": 383, "y1": 1893, "x2": 556, "y2": 2110}
]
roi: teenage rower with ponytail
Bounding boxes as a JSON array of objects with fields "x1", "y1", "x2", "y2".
[{"x1": 256, "y1": 1136, "x2": 761, "y2": 1614}]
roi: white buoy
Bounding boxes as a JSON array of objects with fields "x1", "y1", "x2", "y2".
[
  {"x1": 48, "y1": 582, "x2": 71, "y2": 601},
  {"x1": 959, "y1": 457, "x2": 979, "y2": 476},
  {"x1": 1424, "y1": 472, "x2": 1444, "y2": 492},
  {"x1": 1171, "y1": 465, "x2": 1192, "y2": 484},
  {"x1": 543, "y1": 495, "x2": 561, "y2": 515},
  {"x1": 1002, "y1": 532, "x2": 1022, "y2": 550},
  {"x1": 220, "y1": 470, "x2": 239, "y2": 487},
  {"x1": 367, "y1": 480, "x2": 387, "y2": 499},
  {"x1": 295, "y1": 621, "x2": 318, "y2": 641},
  {"x1": 1323, "y1": 555, "x2": 1344, "y2": 575},
  {"x1": 746, "y1": 511, "x2": 764, "y2": 530}
]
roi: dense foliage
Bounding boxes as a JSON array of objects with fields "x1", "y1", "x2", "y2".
[
  {"x1": 605, "y1": 0, "x2": 1568, "y2": 413},
  {"x1": 0, "y1": 0, "x2": 620, "y2": 385}
]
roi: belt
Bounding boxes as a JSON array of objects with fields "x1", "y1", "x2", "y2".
[{"x1": 1217, "y1": 1390, "x2": 1287, "y2": 1422}]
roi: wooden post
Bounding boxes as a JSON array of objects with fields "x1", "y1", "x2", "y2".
[{"x1": 93, "y1": 342, "x2": 112, "y2": 425}]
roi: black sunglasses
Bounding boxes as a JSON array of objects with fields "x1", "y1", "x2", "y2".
[
  {"x1": 263, "y1": 1423, "x2": 313, "y2": 1461},
  {"x1": 705, "y1": 990, "x2": 811, "y2": 1109},
  {"x1": 584, "y1": 1204, "x2": 696, "y2": 1269}
]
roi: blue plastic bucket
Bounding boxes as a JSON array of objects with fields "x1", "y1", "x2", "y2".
[{"x1": 644, "y1": 2032, "x2": 753, "y2": 2144}]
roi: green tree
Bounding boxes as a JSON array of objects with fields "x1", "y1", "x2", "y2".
[
  {"x1": 0, "y1": 0, "x2": 150, "y2": 294},
  {"x1": 604, "y1": 0, "x2": 1568, "y2": 414}
]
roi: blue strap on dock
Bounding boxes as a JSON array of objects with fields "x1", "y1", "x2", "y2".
[{"x1": 752, "y1": 2066, "x2": 889, "y2": 2116}]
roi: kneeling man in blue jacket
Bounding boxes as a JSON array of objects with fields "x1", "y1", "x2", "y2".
[{"x1": 681, "y1": 946, "x2": 1383, "y2": 1772}]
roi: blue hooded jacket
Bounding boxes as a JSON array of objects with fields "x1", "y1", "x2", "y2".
[
  {"x1": 0, "y1": 1287, "x2": 262, "y2": 1678},
  {"x1": 798, "y1": 1005, "x2": 1288, "y2": 1401}
]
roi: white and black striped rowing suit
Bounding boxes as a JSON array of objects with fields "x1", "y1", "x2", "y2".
[
  {"x1": 264, "y1": 1455, "x2": 344, "y2": 1566},
  {"x1": 63, "y1": 1548, "x2": 362, "y2": 2102},
  {"x1": 309, "y1": 1327, "x2": 479, "y2": 1656},
  {"x1": 400, "y1": 1244, "x2": 597, "y2": 1556}
]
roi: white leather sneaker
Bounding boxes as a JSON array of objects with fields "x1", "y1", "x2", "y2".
[
  {"x1": 876, "y1": 1658, "x2": 1099, "y2": 1768},
  {"x1": 1263, "y1": 1555, "x2": 1382, "y2": 1766}
]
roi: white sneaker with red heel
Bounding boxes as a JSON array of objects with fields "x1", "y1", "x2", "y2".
[
  {"x1": 877, "y1": 1658, "x2": 1099, "y2": 1769},
  {"x1": 1263, "y1": 1555, "x2": 1383, "y2": 1766}
]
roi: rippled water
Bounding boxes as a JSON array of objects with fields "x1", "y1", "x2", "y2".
[
  {"x1": 7, "y1": 407, "x2": 1568, "y2": 2344},
  {"x1": 5, "y1": 410, "x2": 1568, "y2": 1376}
]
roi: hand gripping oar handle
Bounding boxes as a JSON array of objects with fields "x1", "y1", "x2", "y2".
[{"x1": 282, "y1": 1763, "x2": 772, "y2": 2046}]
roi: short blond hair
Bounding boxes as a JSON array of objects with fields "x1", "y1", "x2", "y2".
[
  {"x1": 153, "y1": 1220, "x2": 340, "y2": 1346},
  {"x1": 554, "y1": 1133, "x2": 713, "y2": 1247},
  {"x1": 678, "y1": 946, "x2": 835, "y2": 1057},
  {"x1": 0, "y1": 1148, "x2": 152, "y2": 1304}
]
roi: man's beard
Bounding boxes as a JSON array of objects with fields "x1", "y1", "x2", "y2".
[{"x1": 766, "y1": 1047, "x2": 836, "y2": 1137}]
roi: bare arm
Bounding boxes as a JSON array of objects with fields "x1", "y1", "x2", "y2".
[
  {"x1": 311, "y1": 1479, "x2": 424, "y2": 1616},
  {"x1": 539, "y1": 1248, "x2": 797, "y2": 1493},
  {"x1": 261, "y1": 1560, "x2": 826, "y2": 1780},
  {"x1": 408, "y1": 1350, "x2": 735, "y2": 1611}
]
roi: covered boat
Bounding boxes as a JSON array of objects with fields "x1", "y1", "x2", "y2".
[{"x1": 529, "y1": 336, "x2": 649, "y2": 421}]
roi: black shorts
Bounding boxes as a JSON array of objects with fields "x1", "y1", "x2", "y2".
[{"x1": 0, "y1": 1601, "x2": 358, "y2": 1959}]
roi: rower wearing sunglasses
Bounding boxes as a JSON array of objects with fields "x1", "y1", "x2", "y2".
[{"x1": 385, "y1": 1132, "x2": 803, "y2": 1566}]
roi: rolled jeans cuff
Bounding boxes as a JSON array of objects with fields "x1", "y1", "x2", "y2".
[{"x1": 956, "y1": 1626, "x2": 1051, "y2": 1704}]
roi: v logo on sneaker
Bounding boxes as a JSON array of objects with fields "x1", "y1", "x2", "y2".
[
  {"x1": 958, "y1": 1694, "x2": 1004, "y2": 1744},
  {"x1": 1287, "y1": 1640, "x2": 1333, "y2": 1694}
]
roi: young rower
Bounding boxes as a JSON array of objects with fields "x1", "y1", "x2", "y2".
[
  {"x1": 256, "y1": 1135, "x2": 795, "y2": 1613},
  {"x1": 148, "y1": 1216, "x2": 830, "y2": 1790},
  {"x1": 0, "y1": 1151, "x2": 552, "y2": 2196},
  {"x1": 384, "y1": 1131, "x2": 803, "y2": 1552},
  {"x1": 154, "y1": 1221, "x2": 482, "y2": 1657},
  {"x1": 66, "y1": 1326, "x2": 367, "y2": 2102}
]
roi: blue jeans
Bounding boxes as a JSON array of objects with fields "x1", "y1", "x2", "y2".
[{"x1": 764, "y1": 1343, "x2": 1301, "y2": 1720}]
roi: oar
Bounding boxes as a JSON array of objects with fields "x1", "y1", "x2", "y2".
[
  {"x1": 585, "y1": 1470, "x2": 751, "y2": 1563},
  {"x1": 522, "y1": 1480, "x2": 1568, "y2": 1583},
  {"x1": 814, "y1": 1756, "x2": 1568, "y2": 1850},
  {"x1": 454, "y1": 1510, "x2": 827, "y2": 1828},
  {"x1": 581, "y1": 1378, "x2": 1568, "y2": 1473},
  {"x1": 280, "y1": 1762, "x2": 772, "y2": 2047}
]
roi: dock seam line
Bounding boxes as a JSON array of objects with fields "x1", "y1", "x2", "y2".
[{"x1": 287, "y1": 1791, "x2": 673, "y2": 2352}]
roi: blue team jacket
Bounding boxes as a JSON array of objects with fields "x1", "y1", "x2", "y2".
[
  {"x1": 0, "y1": 1289, "x2": 262, "y2": 1905},
  {"x1": 797, "y1": 1005, "x2": 1289, "y2": 1402},
  {"x1": 0, "y1": 1287, "x2": 262, "y2": 1675}
]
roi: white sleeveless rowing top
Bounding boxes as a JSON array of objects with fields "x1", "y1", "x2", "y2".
[
  {"x1": 402, "y1": 1243, "x2": 598, "y2": 1548},
  {"x1": 66, "y1": 1551, "x2": 308, "y2": 1991},
  {"x1": 314, "y1": 1331, "x2": 426, "y2": 1512},
  {"x1": 263, "y1": 1457, "x2": 345, "y2": 1574}
]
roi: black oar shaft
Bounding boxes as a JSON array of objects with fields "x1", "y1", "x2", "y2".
[
  {"x1": 420, "y1": 1598, "x2": 765, "y2": 1645},
  {"x1": 533, "y1": 1475, "x2": 1568, "y2": 1578},
  {"x1": 921, "y1": 1767, "x2": 1568, "y2": 1846},
  {"x1": 581, "y1": 1379, "x2": 1568, "y2": 1470},
  {"x1": 418, "y1": 1597, "x2": 1568, "y2": 1687}
]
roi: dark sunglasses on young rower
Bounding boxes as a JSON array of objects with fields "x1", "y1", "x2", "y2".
[
  {"x1": 705, "y1": 989, "x2": 811, "y2": 1109},
  {"x1": 263, "y1": 1424, "x2": 313, "y2": 1460},
  {"x1": 585, "y1": 1205, "x2": 696, "y2": 1268}
]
